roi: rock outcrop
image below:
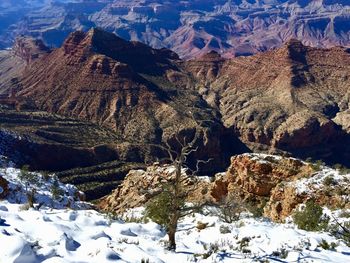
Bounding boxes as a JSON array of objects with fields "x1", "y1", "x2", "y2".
[
  {"x1": 214, "y1": 154, "x2": 313, "y2": 198},
  {"x1": 13, "y1": 37, "x2": 50, "y2": 64},
  {"x1": 99, "y1": 165, "x2": 212, "y2": 213},
  {"x1": 100, "y1": 154, "x2": 350, "y2": 222}
]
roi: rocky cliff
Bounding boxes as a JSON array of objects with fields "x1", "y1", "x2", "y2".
[
  {"x1": 2, "y1": 29, "x2": 244, "y2": 175},
  {"x1": 100, "y1": 154, "x2": 350, "y2": 221},
  {"x1": 186, "y1": 39, "x2": 350, "y2": 165},
  {"x1": 3, "y1": 30, "x2": 350, "y2": 169}
]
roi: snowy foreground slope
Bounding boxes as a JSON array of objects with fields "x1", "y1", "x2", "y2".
[{"x1": 1, "y1": 163, "x2": 350, "y2": 262}]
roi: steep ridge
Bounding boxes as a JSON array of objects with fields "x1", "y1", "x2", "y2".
[
  {"x1": 2, "y1": 28, "x2": 350, "y2": 178},
  {"x1": 11, "y1": 28, "x2": 243, "y2": 174},
  {"x1": 18, "y1": 29, "x2": 165, "y2": 132},
  {"x1": 186, "y1": 39, "x2": 350, "y2": 165},
  {"x1": 0, "y1": 36, "x2": 50, "y2": 96}
]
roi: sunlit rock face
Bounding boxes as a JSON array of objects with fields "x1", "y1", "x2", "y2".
[{"x1": 1, "y1": 0, "x2": 350, "y2": 59}]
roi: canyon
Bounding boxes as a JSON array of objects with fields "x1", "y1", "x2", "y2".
[
  {"x1": 0, "y1": 28, "x2": 350, "y2": 198},
  {"x1": 1, "y1": 1, "x2": 350, "y2": 59}
]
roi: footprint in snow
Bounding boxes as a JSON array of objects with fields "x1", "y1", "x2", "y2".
[
  {"x1": 120, "y1": 228, "x2": 138, "y2": 237},
  {"x1": 0, "y1": 217, "x2": 10, "y2": 226},
  {"x1": 90, "y1": 231, "x2": 112, "y2": 240}
]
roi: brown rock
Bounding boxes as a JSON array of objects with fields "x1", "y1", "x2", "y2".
[
  {"x1": 99, "y1": 154, "x2": 350, "y2": 222},
  {"x1": 219, "y1": 155, "x2": 312, "y2": 197},
  {"x1": 8, "y1": 29, "x2": 242, "y2": 174},
  {"x1": 98, "y1": 165, "x2": 212, "y2": 213},
  {"x1": 99, "y1": 154, "x2": 313, "y2": 218},
  {"x1": 0, "y1": 176, "x2": 9, "y2": 199}
]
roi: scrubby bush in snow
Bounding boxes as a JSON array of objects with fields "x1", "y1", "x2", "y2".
[
  {"x1": 18, "y1": 165, "x2": 42, "y2": 207},
  {"x1": 293, "y1": 200, "x2": 329, "y2": 231},
  {"x1": 217, "y1": 193, "x2": 245, "y2": 223}
]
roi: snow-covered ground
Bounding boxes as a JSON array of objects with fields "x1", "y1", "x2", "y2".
[{"x1": 1, "y1": 163, "x2": 350, "y2": 262}]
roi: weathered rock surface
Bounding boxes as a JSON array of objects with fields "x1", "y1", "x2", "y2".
[
  {"x1": 100, "y1": 154, "x2": 350, "y2": 222},
  {"x1": 5, "y1": 31, "x2": 350, "y2": 167},
  {"x1": 13, "y1": 37, "x2": 50, "y2": 64},
  {"x1": 2, "y1": 1, "x2": 350, "y2": 59},
  {"x1": 99, "y1": 165, "x2": 212, "y2": 213},
  {"x1": 1, "y1": 29, "x2": 244, "y2": 175},
  {"x1": 216, "y1": 154, "x2": 313, "y2": 198},
  {"x1": 186, "y1": 39, "x2": 350, "y2": 165}
]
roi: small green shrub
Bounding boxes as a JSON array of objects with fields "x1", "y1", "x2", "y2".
[
  {"x1": 40, "y1": 171, "x2": 51, "y2": 181},
  {"x1": 342, "y1": 222, "x2": 350, "y2": 246},
  {"x1": 145, "y1": 191, "x2": 177, "y2": 228},
  {"x1": 51, "y1": 178, "x2": 64, "y2": 200},
  {"x1": 272, "y1": 247, "x2": 288, "y2": 259},
  {"x1": 18, "y1": 166, "x2": 37, "y2": 188},
  {"x1": 237, "y1": 237, "x2": 250, "y2": 252},
  {"x1": 318, "y1": 239, "x2": 337, "y2": 250},
  {"x1": 199, "y1": 242, "x2": 220, "y2": 259},
  {"x1": 305, "y1": 157, "x2": 313, "y2": 163},
  {"x1": 218, "y1": 194, "x2": 245, "y2": 223},
  {"x1": 293, "y1": 200, "x2": 330, "y2": 231},
  {"x1": 248, "y1": 204, "x2": 264, "y2": 218},
  {"x1": 329, "y1": 221, "x2": 350, "y2": 246},
  {"x1": 219, "y1": 225, "x2": 231, "y2": 234},
  {"x1": 323, "y1": 175, "x2": 336, "y2": 186},
  {"x1": 264, "y1": 156, "x2": 278, "y2": 164},
  {"x1": 333, "y1": 163, "x2": 343, "y2": 170},
  {"x1": 333, "y1": 164, "x2": 350, "y2": 175},
  {"x1": 339, "y1": 210, "x2": 350, "y2": 218},
  {"x1": 247, "y1": 199, "x2": 267, "y2": 218},
  {"x1": 310, "y1": 160, "x2": 325, "y2": 172}
]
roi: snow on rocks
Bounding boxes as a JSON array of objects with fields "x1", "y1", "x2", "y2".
[
  {"x1": 0, "y1": 158, "x2": 350, "y2": 262},
  {"x1": 0, "y1": 165, "x2": 88, "y2": 210}
]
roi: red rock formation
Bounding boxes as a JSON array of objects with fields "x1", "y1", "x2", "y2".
[
  {"x1": 11, "y1": 29, "x2": 240, "y2": 174},
  {"x1": 186, "y1": 40, "x2": 350, "y2": 164},
  {"x1": 13, "y1": 37, "x2": 50, "y2": 64}
]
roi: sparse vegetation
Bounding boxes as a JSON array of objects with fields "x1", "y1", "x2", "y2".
[
  {"x1": 18, "y1": 165, "x2": 41, "y2": 207},
  {"x1": 333, "y1": 164, "x2": 350, "y2": 175},
  {"x1": 145, "y1": 124, "x2": 211, "y2": 250},
  {"x1": 237, "y1": 237, "x2": 251, "y2": 253},
  {"x1": 293, "y1": 200, "x2": 330, "y2": 231},
  {"x1": 219, "y1": 225, "x2": 231, "y2": 234},
  {"x1": 318, "y1": 239, "x2": 337, "y2": 250},
  {"x1": 217, "y1": 193, "x2": 245, "y2": 223},
  {"x1": 50, "y1": 177, "x2": 64, "y2": 200},
  {"x1": 323, "y1": 175, "x2": 336, "y2": 186},
  {"x1": 272, "y1": 246, "x2": 288, "y2": 259},
  {"x1": 339, "y1": 210, "x2": 350, "y2": 218},
  {"x1": 310, "y1": 160, "x2": 325, "y2": 172},
  {"x1": 199, "y1": 242, "x2": 220, "y2": 259},
  {"x1": 247, "y1": 199, "x2": 267, "y2": 218},
  {"x1": 329, "y1": 218, "x2": 350, "y2": 246}
]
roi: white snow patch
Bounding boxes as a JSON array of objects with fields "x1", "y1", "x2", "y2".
[{"x1": 0, "y1": 160, "x2": 350, "y2": 262}]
